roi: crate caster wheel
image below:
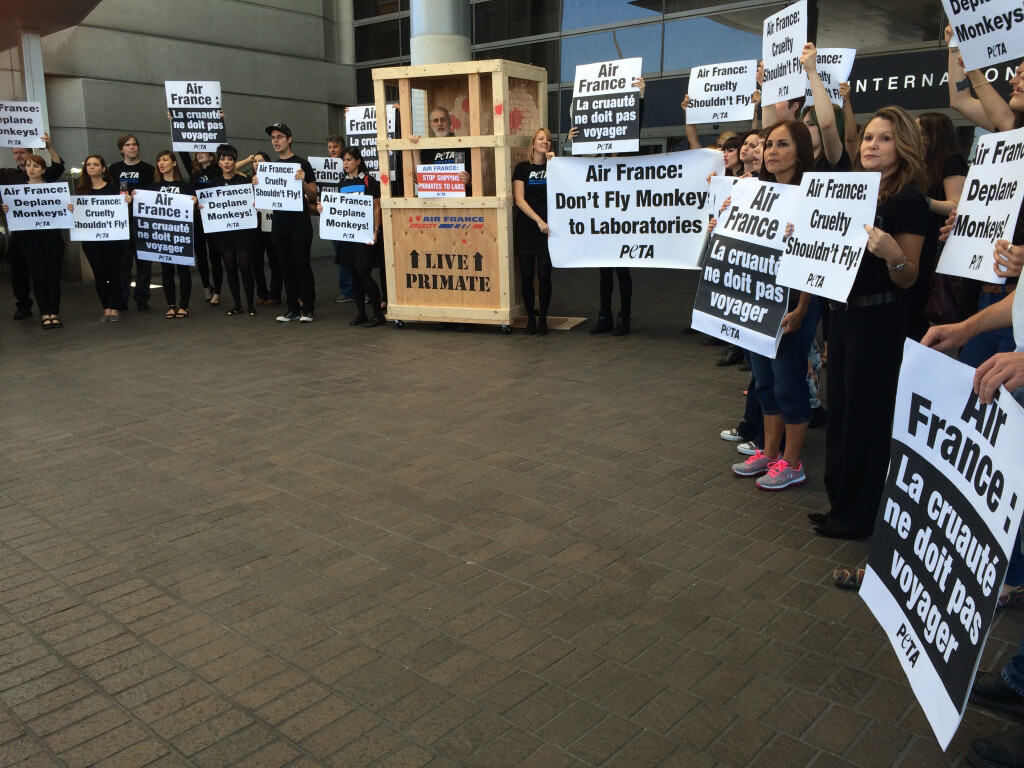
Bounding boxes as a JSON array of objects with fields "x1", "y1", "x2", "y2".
[
  {"x1": 501, "y1": 325, "x2": 511, "y2": 334},
  {"x1": 394, "y1": 319, "x2": 405, "y2": 328}
]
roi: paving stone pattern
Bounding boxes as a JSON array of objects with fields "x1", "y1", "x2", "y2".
[{"x1": 0, "y1": 260, "x2": 1021, "y2": 767}]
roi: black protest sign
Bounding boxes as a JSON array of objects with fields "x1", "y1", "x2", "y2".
[
  {"x1": 571, "y1": 58, "x2": 643, "y2": 155},
  {"x1": 133, "y1": 189, "x2": 195, "y2": 265},
  {"x1": 165, "y1": 81, "x2": 225, "y2": 152}
]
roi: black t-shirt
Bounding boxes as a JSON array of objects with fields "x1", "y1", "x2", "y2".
[
  {"x1": 206, "y1": 174, "x2": 259, "y2": 252},
  {"x1": 269, "y1": 155, "x2": 315, "y2": 232},
  {"x1": 851, "y1": 184, "x2": 929, "y2": 298},
  {"x1": 109, "y1": 160, "x2": 156, "y2": 191},
  {"x1": 78, "y1": 181, "x2": 120, "y2": 196},
  {"x1": 814, "y1": 148, "x2": 852, "y2": 172},
  {"x1": 330, "y1": 173, "x2": 381, "y2": 268},
  {"x1": 513, "y1": 161, "x2": 548, "y2": 254}
]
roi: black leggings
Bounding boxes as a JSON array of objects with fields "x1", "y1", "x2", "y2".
[
  {"x1": 351, "y1": 267, "x2": 384, "y2": 320},
  {"x1": 195, "y1": 233, "x2": 222, "y2": 293},
  {"x1": 518, "y1": 251, "x2": 552, "y2": 317},
  {"x1": 161, "y1": 263, "x2": 192, "y2": 308},
  {"x1": 221, "y1": 249, "x2": 255, "y2": 311},
  {"x1": 83, "y1": 241, "x2": 122, "y2": 309},
  {"x1": 599, "y1": 267, "x2": 632, "y2": 318}
]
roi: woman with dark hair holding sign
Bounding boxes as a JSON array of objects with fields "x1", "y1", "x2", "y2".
[
  {"x1": 206, "y1": 145, "x2": 258, "y2": 316},
  {"x1": 812, "y1": 106, "x2": 928, "y2": 539},
  {"x1": 730, "y1": 120, "x2": 820, "y2": 490},
  {"x1": 187, "y1": 151, "x2": 223, "y2": 305},
  {"x1": 141, "y1": 151, "x2": 196, "y2": 319},
  {"x1": 316, "y1": 146, "x2": 385, "y2": 328},
  {"x1": 73, "y1": 154, "x2": 130, "y2": 321},
  {"x1": 799, "y1": 43, "x2": 849, "y2": 172},
  {"x1": 1, "y1": 154, "x2": 66, "y2": 329},
  {"x1": 513, "y1": 127, "x2": 554, "y2": 335}
]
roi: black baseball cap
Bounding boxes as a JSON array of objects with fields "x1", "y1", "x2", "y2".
[{"x1": 265, "y1": 123, "x2": 292, "y2": 137}]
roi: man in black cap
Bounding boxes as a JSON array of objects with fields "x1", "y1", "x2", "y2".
[{"x1": 264, "y1": 122, "x2": 318, "y2": 322}]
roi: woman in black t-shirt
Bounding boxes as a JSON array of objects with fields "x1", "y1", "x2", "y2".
[
  {"x1": 513, "y1": 128, "x2": 553, "y2": 335},
  {"x1": 317, "y1": 146, "x2": 385, "y2": 327},
  {"x1": 205, "y1": 145, "x2": 259, "y2": 316},
  {"x1": 186, "y1": 151, "x2": 223, "y2": 305},
  {"x1": 814, "y1": 106, "x2": 929, "y2": 540},
  {"x1": 143, "y1": 151, "x2": 197, "y2": 318}
]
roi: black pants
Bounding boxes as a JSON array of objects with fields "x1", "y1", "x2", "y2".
[
  {"x1": 272, "y1": 226, "x2": 314, "y2": 314},
  {"x1": 599, "y1": 267, "x2": 631, "y2": 317},
  {"x1": 83, "y1": 241, "x2": 122, "y2": 310},
  {"x1": 8, "y1": 236, "x2": 32, "y2": 313},
  {"x1": 195, "y1": 232, "x2": 222, "y2": 294},
  {"x1": 160, "y1": 262, "x2": 192, "y2": 308},
  {"x1": 351, "y1": 267, "x2": 384, "y2": 320},
  {"x1": 220, "y1": 249, "x2": 255, "y2": 311},
  {"x1": 518, "y1": 251, "x2": 552, "y2": 318},
  {"x1": 23, "y1": 231, "x2": 64, "y2": 315},
  {"x1": 824, "y1": 301, "x2": 906, "y2": 536},
  {"x1": 119, "y1": 241, "x2": 152, "y2": 307},
  {"x1": 256, "y1": 229, "x2": 279, "y2": 301}
]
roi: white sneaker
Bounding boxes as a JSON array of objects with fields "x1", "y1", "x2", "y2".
[
  {"x1": 299, "y1": 313, "x2": 314, "y2": 323},
  {"x1": 720, "y1": 428, "x2": 744, "y2": 442},
  {"x1": 737, "y1": 441, "x2": 758, "y2": 456}
]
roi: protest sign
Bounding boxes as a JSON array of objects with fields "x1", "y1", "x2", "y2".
[
  {"x1": 165, "y1": 81, "x2": 225, "y2": 152},
  {"x1": 547, "y1": 150, "x2": 722, "y2": 269},
  {"x1": 0, "y1": 183, "x2": 71, "y2": 231},
  {"x1": 0, "y1": 102, "x2": 45, "y2": 148},
  {"x1": 70, "y1": 195, "x2": 129, "y2": 242},
  {"x1": 762, "y1": 0, "x2": 807, "y2": 104},
  {"x1": 196, "y1": 184, "x2": 256, "y2": 234},
  {"x1": 416, "y1": 164, "x2": 466, "y2": 198},
  {"x1": 319, "y1": 190, "x2": 375, "y2": 243},
  {"x1": 253, "y1": 162, "x2": 304, "y2": 211},
  {"x1": 571, "y1": 58, "x2": 643, "y2": 155},
  {"x1": 937, "y1": 127, "x2": 1024, "y2": 284},
  {"x1": 345, "y1": 103, "x2": 398, "y2": 180},
  {"x1": 804, "y1": 48, "x2": 856, "y2": 107},
  {"x1": 133, "y1": 189, "x2": 195, "y2": 265},
  {"x1": 686, "y1": 60, "x2": 757, "y2": 123},
  {"x1": 940, "y1": 0, "x2": 1024, "y2": 72},
  {"x1": 775, "y1": 171, "x2": 879, "y2": 302},
  {"x1": 691, "y1": 178, "x2": 797, "y2": 356},
  {"x1": 709, "y1": 175, "x2": 739, "y2": 215},
  {"x1": 861, "y1": 340, "x2": 1024, "y2": 751},
  {"x1": 308, "y1": 157, "x2": 345, "y2": 190}
]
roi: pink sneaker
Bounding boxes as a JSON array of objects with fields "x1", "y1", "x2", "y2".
[
  {"x1": 756, "y1": 459, "x2": 806, "y2": 490},
  {"x1": 732, "y1": 450, "x2": 779, "y2": 477}
]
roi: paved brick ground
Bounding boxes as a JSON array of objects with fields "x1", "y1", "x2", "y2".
[{"x1": 0, "y1": 256, "x2": 1021, "y2": 767}]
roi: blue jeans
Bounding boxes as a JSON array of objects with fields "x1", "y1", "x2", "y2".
[
  {"x1": 333, "y1": 242, "x2": 353, "y2": 298},
  {"x1": 960, "y1": 290, "x2": 1015, "y2": 368},
  {"x1": 749, "y1": 298, "x2": 821, "y2": 424}
]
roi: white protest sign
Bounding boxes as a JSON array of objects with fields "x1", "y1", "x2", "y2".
[
  {"x1": 776, "y1": 172, "x2": 879, "y2": 303},
  {"x1": 0, "y1": 102, "x2": 45, "y2": 148},
  {"x1": 319, "y1": 191, "x2": 375, "y2": 243},
  {"x1": 547, "y1": 150, "x2": 723, "y2": 269},
  {"x1": 0, "y1": 183, "x2": 71, "y2": 231},
  {"x1": 941, "y1": 0, "x2": 1024, "y2": 72},
  {"x1": 196, "y1": 184, "x2": 256, "y2": 234},
  {"x1": 70, "y1": 195, "x2": 129, "y2": 242},
  {"x1": 165, "y1": 81, "x2": 225, "y2": 152},
  {"x1": 691, "y1": 178, "x2": 798, "y2": 356},
  {"x1": 133, "y1": 189, "x2": 195, "y2": 265},
  {"x1": 937, "y1": 128, "x2": 1024, "y2": 284},
  {"x1": 345, "y1": 103, "x2": 398, "y2": 180},
  {"x1": 762, "y1": 0, "x2": 807, "y2": 104},
  {"x1": 308, "y1": 157, "x2": 345, "y2": 189},
  {"x1": 804, "y1": 48, "x2": 856, "y2": 107},
  {"x1": 709, "y1": 175, "x2": 740, "y2": 215},
  {"x1": 686, "y1": 60, "x2": 757, "y2": 124},
  {"x1": 861, "y1": 340, "x2": 1024, "y2": 751},
  {"x1": 253, "y1": 162, "x2": 304, "y2": 211},
  {"x1": 571, "y1": 58, "x2": 643, "y2": 155},
  {"x1": 416, "y1": 164, "x2": 465, "y2": 198}
]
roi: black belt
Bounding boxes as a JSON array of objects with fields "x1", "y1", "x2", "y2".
[{"x1": 829, "y1": 291, "x2": 900, "y2": 311}]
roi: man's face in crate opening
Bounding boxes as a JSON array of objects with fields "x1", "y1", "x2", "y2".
[{"x1": 430, "y1": 108, "x2": 453, "y2": 137}]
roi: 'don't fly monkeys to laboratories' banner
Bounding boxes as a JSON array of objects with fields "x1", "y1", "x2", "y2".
[
  {"x1": 803, "y1": 48, "x2": 856, "y2": 107},
  {"x1": 165, "y1": 81, "x2": 226, "y2": 153},
  {"x1": 253, "y1": 162, "x2": 305, "y2": 211},
  {"x1": 546, "y1": 149, "x2": 723, "y2": 269},
  {"x1": 937, "y1": 127, "x2": 1024, "y2": 284},
  {"x1": 133, "y1": 189, "x2": 195, "y2": 266},
  {"x1": 860, "y1": 341, "x2": 1024, "y2": 751},
  {"x1": 691, "y1": 178, "x2": 798, "y2": 357},
  {"x1": 941, "y1": 0, "x2": 1024, "y2": 71},
  {"x1": 197, "y1": 185, "x2": 256, "y2": 234},
  {"x1": 319, "y1": 190, "x2": 375, "y2": 244},
  {"x1": 345, "y1": 104, "x2": 398, "y2": 181},
  {"x1": 0, "y1": 183, "x2": 72, "y2": 231},
  {"x1": 761, "y1": 0, "x2": 807, "y2": 104},
  {"x1": 0, "y1": 101, "x2": 45, "y2": 149},
  {"x1": 685, "y1": 60, "x2": 757, "y2": 124},
  {"x1": 571, "y1": 58, "x2": 643, "y2": 155},
  {"x1": 70, "y1": 196, "x2": 130, "y2": 242},
  {"x1": 775, "y1": 172, "x2": 880, "y2": 303}
]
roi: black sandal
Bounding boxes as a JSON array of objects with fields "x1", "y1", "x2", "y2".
[
  {"x1": 175, "y1": 307, "x2": 189, "y2": 318},
  {"x1": 226, "y1": 308, "x2": 242, "y2": 316},
  {"x1": 165, "y1": 306, "x2": 177, "y2": 319}
]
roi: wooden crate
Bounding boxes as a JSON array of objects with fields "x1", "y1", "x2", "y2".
[{"x1": 372, "y1": 59, "x2": 547, "y2": 327}]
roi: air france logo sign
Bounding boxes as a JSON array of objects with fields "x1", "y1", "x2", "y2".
[{"x1": 407, "y1": 215, "x2": 485, "y2": 230}]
